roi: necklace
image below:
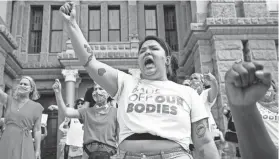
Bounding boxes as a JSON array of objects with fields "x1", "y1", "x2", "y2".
[{"x1": 17, "y1": 99, "x2": 29, "y2": 111}]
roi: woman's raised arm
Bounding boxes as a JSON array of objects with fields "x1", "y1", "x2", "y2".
[{"x1": 60, "y1": 2, "x2": 119, "y2": 96}]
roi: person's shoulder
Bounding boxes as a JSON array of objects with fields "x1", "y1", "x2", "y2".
[
  {"x1": 30, "y1": 100, "x2": 44, "y2": 114},
  {"x1": 117, "y1": 69, "x2": 134, "y2": 81},
  {"x1": 110, "y1": 107, "x2": 117, "y2": 113},
  {"x1": 31, "y1": 100, "x2": 43, "y2": 108}
]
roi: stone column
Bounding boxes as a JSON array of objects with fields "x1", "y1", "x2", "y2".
[
  {"x1": 62, "y1": 69, "x2": 79, "y2": 107},
  {"x1": 0, "y1": 47, "x2": 7, "y2": 90},
  {"x1": 16, "y1": 1, "x2": 24, "y2": 47},
  {"x1": 80, "y1": 3, "x2": 89, "y2": 40},
  {"x1": 157, "y1": 4, "x2": 165, "y2": 40},
  {"x1": 21, "y1": 3, "x2": 30, "y2": 53},
  {"x1": 57, "y1": 69, "x2": 79, "y2": 159},
  {"x1": 75, "y1": 77, "x2": 82, "y2": 97},
  {"x1": 128, "y1": 0, "x2": 138, "y2": 37},
  {"x1": 101, "y1": 2, "x2": 108, "y2": 41},
  {"x1": 138, "y1": 3, "x2": 145, "y2": 40},
  {"x1": 11, "y1": 2, "x2": 18, "y2": 37},
  {"x1": 128, "y1": 0, "x2": 139, "y2": 57},
  {"x1": 16, "y1": 2, "x2": 26, "y2": 63},
  {"x1": 40, "y1": 4, "x2": 51, "y2": 64},
  {"x1": 120, "y1": 2, "x2": 128, "y2": 41},
  {"x1": 75, "y1": 1, "x2": 81, "y2": 26}
]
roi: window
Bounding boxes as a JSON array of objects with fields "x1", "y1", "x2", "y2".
[
  {"x1": 29, "y1": 6, "x2": 43, "y2": 53},
  {"x1": 50, "y1": 6, "x2": 63, "y2": 53},
  {"x1": 164, "y1": 6, "x2": 178, "y2": 51},
  {"x1": 88, "y1": 6, "x2": 101, "y2": 42},
  {"x1": 108, "y1": 6, "x2": 120, "y2": 41},
  {"x1": 145, "y1": 6, "x2": 157, "y2": 36}
]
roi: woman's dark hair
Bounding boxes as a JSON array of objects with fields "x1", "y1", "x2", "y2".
[
  {"x1": 107, "y1": 96, "x2": 113, "y2": 103},
  {"x1": 138, "y1": 35, "x2": 171, "y2": 56},
  {"x1": 138, "y1": 35, "x2": 178, "y2": 83},
  {"x1": 74, "y1": 98, "x2": 84, "y2": 109}
]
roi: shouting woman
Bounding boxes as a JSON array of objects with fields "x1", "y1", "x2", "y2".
[{"x1": 59, "y1": 2, "x2": 220, "y2": 159}]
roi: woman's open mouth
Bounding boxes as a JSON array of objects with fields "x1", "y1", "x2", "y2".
[{"x1": 144, "y1": 57, "x2": 155, "y2": 69}]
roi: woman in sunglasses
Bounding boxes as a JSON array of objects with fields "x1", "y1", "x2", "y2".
[
  {"x1": 64, "y1": 98, "x2": 85, "y2": 159},
  {"x1": 56, "y1": 98, "x2": 85, "y2": 159}
]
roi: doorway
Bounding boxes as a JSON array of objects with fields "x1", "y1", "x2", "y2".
[{"x1": 36, "y1": 93, "x2": 58, "y2": 159}]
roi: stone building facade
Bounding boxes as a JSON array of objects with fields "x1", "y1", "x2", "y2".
[{"x1": 0, "y1": 0, "x2": 277, "y2": 159}]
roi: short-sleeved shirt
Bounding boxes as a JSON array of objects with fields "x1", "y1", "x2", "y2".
[
  {"x1": 65, "y1": 118, "x2": 84, "y2": 147},
  {"x1": 78, "y1": 106, "x2": 118, "y2": 148},
  {"x1": 257, "y1": 103, "x2": 278, "y2": 148},
  {"x1": 113, "y1": 70, "x2": 209, "y2": 151},
  {"x1": 84, "y1": 87, "x2": 95, "y2": 107}
]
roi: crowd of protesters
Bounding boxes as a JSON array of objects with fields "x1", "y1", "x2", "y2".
[{"x1": 0, "y1": 2, "x2": 277, "y2": 159}]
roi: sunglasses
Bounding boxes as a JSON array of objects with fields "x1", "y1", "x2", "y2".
[{"x1": 77, "y1": 101, "x2": 85, "y2": 105}]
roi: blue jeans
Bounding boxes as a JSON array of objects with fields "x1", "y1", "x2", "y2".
[{"x1": 117, "y1": 147, "x2": 193, "y2": 159}]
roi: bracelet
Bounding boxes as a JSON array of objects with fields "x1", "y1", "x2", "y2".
[{"x1": 83, "y1": 53, "x2": 93, "y2": 67}]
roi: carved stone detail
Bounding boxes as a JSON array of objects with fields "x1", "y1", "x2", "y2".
[
  {"x1": 208, "y1": 2, "x2": 237, "y2": 18},
  {"x1": 243, "y1": 2, "x2": 269, "y2": 17},
  {"x1": 58, "y1": 41, "x2": 138, "y2": 60},
  {"x1": 206, "y1": 17, "x2": 278, "y2": 25},
  {"x1": 62, "y1": 69, "x2": 79, "y2": 82},
  {"x1": 0, "y1": 25, "x2": 18, "y2": 49},
  {"x1": 191, "y1": 23, "x2": 206, "y2": 31}
]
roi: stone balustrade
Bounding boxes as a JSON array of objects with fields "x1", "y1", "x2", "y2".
[
  {"x1": 206, "y1": 17, "x2": 278, "y2": 26},
  {"x1": 58, "y1": 40, "x2": 139, "y2": 60}
]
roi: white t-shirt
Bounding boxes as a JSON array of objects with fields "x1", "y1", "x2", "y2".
[
  {"x1": 200, "y1": 89, "x2": 218, "y2": 133},
  {"x1": 113, "y1": 71, "x2": 209, "y2": 150},
  {"x1": 65, "y1": 118, "x2": 84, "y2": 147},
  {"x1": 257, "y1": 103, "x2": 278, "y2": 148}
]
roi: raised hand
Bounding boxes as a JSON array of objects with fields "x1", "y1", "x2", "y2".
[
  {"x1": 222, "y1": 104, "x2": 230, "y2": 115},
  {"x1": 52, "y1": 79, "x2": 62, "y2": 93},
  {"x1": 204, "y1": 72, "x2": 217, "y2": 83},
  {"x1": 225, "y1": 61, "x2": 271, "y2": 107},
  {"x1": 48, "y1": 105, "x2": 58, "y2": 111},
  {"x1": 59, "y1": 2, "x2": 76, "y2": 23}
]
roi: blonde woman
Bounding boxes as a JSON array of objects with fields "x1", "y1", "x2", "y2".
[{"x1": 0, "y1": 76, "x2": 44, "y2": 159}]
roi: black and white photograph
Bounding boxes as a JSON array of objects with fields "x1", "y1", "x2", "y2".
[{"x1": 0, "y1": 0, "x2": 277, "y2": 159}]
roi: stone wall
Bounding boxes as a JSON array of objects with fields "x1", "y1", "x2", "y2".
[
  {"x1": 245, "y1": 40, "x2": 278, "y2": 85},
  {"x1": 0, "y1": 47, "x2": 6, "y2": 89}
]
